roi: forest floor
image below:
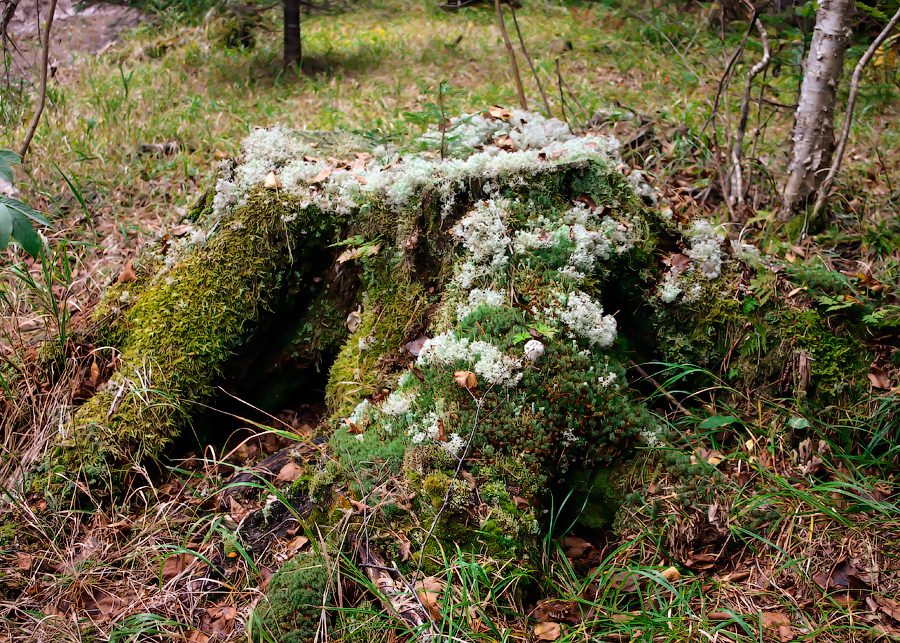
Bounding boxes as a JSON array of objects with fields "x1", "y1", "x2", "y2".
[{"x1": 1, "y1": 0, "x2": 899, "y2": 641}]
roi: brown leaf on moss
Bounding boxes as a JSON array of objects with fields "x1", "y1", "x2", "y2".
[
  {"x1": 311, "y1": 168, "x2": 332, "y2": 183},
  {"x1": 669, "y1": 253, "x2": 691, "y2": 272},
  {"x1": 488, "y1": 105, "x2": 513, "y2": 120},
  {"x1": 117, "y1": 258, "x2": 137, "y2": 283},
  {"x1": 454, "y1": 370, "x2": 478, "y2": 389},
  {"x1": 418, "y1": 591, "x2": 442, "y2": 620}
]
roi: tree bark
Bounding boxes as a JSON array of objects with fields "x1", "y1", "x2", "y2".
[
  {"x1": 283, "y1": 0, "x2": 301, "y2": 69},
  {"x1": 781, "y1": 0, "x2": 854, "y2": 219}
]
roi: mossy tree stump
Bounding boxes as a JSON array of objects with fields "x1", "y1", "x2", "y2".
[{"x1": 36, "y1": 113, "x2": 872, "y2": 581}]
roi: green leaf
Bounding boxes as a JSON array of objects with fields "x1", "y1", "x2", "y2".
[
  {"x1": 787, "y1": 417, "x2": 810, "y2": 430},
  {"x1": 0, "y1": 203, "x2": 12, "y2": 251},
  {"x1": 11, "y1": 212, "x2": 43, "y2": 258},
  {"x1": 0, "y1": 151, "x2": 20, "y2": 186},
  {"x1": 698, "y1": 415, "x2": 740, "y2": 430},
  {"x1": 0, "y1": 197, "x2": 51, "y2": 227}
]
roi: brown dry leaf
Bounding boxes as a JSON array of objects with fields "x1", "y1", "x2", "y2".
[
  {"x1": 488, "y1": 105, "x2": 513, "y2": 120},
  {"x1": 670, "y1": 253, "x2": 692, "y2": 272},
  {"x1": 346, "y1": 311, "x2": 362, "y2": 333},
  {"x1": 534, "y1": 622, "x2": 562, "y2": 641},
  {"x1": 264, "y1": 171, "x2": 280, "y2": 189},
  {"x1": 259, "y1": 566, "x2": 275, "y2": 591},
  {"x1": 82, "y1": 591, "x2": 120, "y2": 623},
  {"x1": 286, "y1": 536, "x2": 309, "y2": 553},
  {"x1": 868, "y1": 366, "x2": 893, "y2": 390},
  {"x1": 813, "y1": 559, "x2": 871, "y2": 594},
  {"x1": 117, "y1": 258, "x2": 137, "y2": 283},
  {"x1": 348, "y1": 498, "x2": 368, "y2": 514},
  {"x1": 873, "y1": 595, "x2": 900, "y2": 621},
  {"x1": 416, "y1": 576, "x2": 445, "y2": 593},
  {"x1": 203, "y1": 605, "x2": 237, "y2": 636},
  {"x1": 16, "y1": 553, "x2": 33, "y2": 571},
  {"x1": 513, "y1": 495, "x2": 529, "y2": 510},
  {"x1": 344, "y1": 421, "x2": 363, "y2": 435},
  {"x1": 494, "y1": 134, "x2": 516, "y2": 150},
  {"x1": 454, "y1": 370, "x2": 478, "y2": 389},
  {"x1": 275, "y1": 462, "x2": 304, "y2": 485},
  {"x1": 610, "y1": 570, "x2": 639, "y2": 593},
  {"x1": 660, "y1": 566, "x2": 680, "y2": 582},
  {"x1": 397, "y1": 533, "x2": 412, "y2": 562},
  {"x1": 562, "y1": 536, "x2": 592, "y2": 559},
  {"x1": 229, "y1": 496, "x2": 250, "y2": 523},
  {"x1": 531, "y1": 599, "x2": 579, "y2": 625},
  {"x1": 161, "y1": 553, "x2": 194, "y2": 581},
  {"x1": 761, "y1": 612, "x2": 794, "y2": 642},
  {"x1": 311, "y1": 168, "x2": 332, "y2": 183},
  {"x1": 418, "y1": 591, "x2": 442, "y2": 620},
  {"x1": 186, "y1": 630, "x2": 210, "y2": 643},
  {"x1": 405, "y1": 335, "x2": 428, "y2": 357}
]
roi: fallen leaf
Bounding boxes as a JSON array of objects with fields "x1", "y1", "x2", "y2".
[
  {"x1": 285, "y1": 536, "x2": 309, "y2": 553},
  {"x1": 405, "y1": 335, "x2": 428, "y2": 357},
  {"x1": 344, "y1": 421, "x2": 363, "y2": 435},
  {"x1": 229, "y1": 496, "x2": 250, "y2": 523},
  {"x1": 264, "y1": 171, "x2": 280, "y2": 189},
  {"x1": 868, "y1": 366, "x2": 892, "y2": 390},
  {"x1": 761, "y1": 612, "x2": 794, "y2": 642},
  {"x1": 311, "y1": 168, "x2": 332, "y2": 183},
  {"x1": 418, "y1": 591, "x2": 442, "y2": 620},
  {"x1": 531, "y1": 599, "x2": 580, "y2": 624},
  {"x1": 534, "y1": 622, "x2": 561, "y2": 641},
  {"x1": 454, "y1": 370, "x2": 478, "y2": 389},
  {"x1": 16, "y1": 553, "x2": 33, "y2": 571},
  {"x1": 347, "y1": 311, "x2": 362, "y2": 333},
  {"x1": 513, "y1": 495, "x2": 529, "y2": 510},
  {"x1": 162, "y1": 553, "x2": 193, "y2": 581},
  {"x1": 487, "y1": 105, "x2": 513, "y2": 120},
  {"x1": 259, "y1": 566, "x2": 275, "y2": 591},
  {"x1": 561, "y1": 536, "x2": 592, "y2": 559},
  {"x1": 610, "y1": 570, "x2": 639, "y2": 593},
  {"x1": 416, "y1": 576, "x2": 445, "y2": 593},
  {"x1": 117, "y1": 258, "x2": 137, "y2": 284},
  {"x1": 660, "y1": 566, "x2": 680, "y2": 582},
  {"x1": 398, "y1": 533, "x2": 412, "y2": 562},
  {"x1": 186, "y1": 630, "x2": 210, "y2": 643},
  {"x1": 494, "y1": 134, "x2": 515, "y2": 150},
  {"x1": 275, "y1": 462, "x2": 304, "y2": 485},
  {"x1": 670, "y1": 253, "x2": 692, "y2": 272},
  {"x1": 812, "y1": 559, "x2": 870, "y2": 594}
]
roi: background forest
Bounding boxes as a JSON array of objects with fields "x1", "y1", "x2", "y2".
[{"x1": 1, "y1": 0, "x2": 899, "y2": 642}]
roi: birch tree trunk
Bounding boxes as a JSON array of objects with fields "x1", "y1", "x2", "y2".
[{"x1": 781, "y1": 0, "x2": 855, "y2": 219}]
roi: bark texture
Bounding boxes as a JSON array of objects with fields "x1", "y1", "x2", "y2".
[
  {"x1": 283, "y1": 0, "x2": 301, "y2": 68},
  {"x1": 781, "y1": 0, "x2": 855, "y2": 218}
]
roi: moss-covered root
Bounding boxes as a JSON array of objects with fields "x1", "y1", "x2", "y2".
[{"x1": 250, "y1": 549, "x2": 330, "y2": 643}]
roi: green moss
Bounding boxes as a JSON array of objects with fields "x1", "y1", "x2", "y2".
[{"x1": 251, "y1": 549, "x2": 329, "y2": 643}]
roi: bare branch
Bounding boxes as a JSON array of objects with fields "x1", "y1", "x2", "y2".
[
  {"x1": 508, "y1": 1, "x2": 552, "y2": 117},
  {"x1": 728, "y1": 6, "x2": 771, "y2": 207},
  {"x1": 19, "y1": 0, "x2": 57, "y2": 158},
  {"x1": 494, "y1": 0, "x2": 527, "y2": 110}
]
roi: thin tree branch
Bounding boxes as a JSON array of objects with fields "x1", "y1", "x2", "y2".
[
  {"x1": 728, "y1": 6, "x2": 771, "y2": 208},
  {"x1": 19, "y1": 0, "x2": 57, "y2": 158},
  {"x1": 554, "y1": 57, "x2": 568, "y2": 124},
  {"x1": 494, "y1": 0, "x2": 527, "y2": 110},
  {"x1": 808, "y1": 6, "x2": 900, "y2": 231},
  {"x1": 508, "y1": 1, "x2": 552, "y2": 117}
]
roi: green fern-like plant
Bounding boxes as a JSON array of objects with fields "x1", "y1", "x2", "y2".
[{"x1": 0, "y1": 150, "x2": 51, "y2": 258}]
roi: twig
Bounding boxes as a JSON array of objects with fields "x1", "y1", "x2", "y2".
[
  {"x1": 508, "y1": 1, "x2": 552, "y2": 117},
  {"x1": 494, "y1": 0, "x2": 527, "y2": 110},
  {"x1": 628, "y1": 360, "x2": 693, "y2": 417},
  {"x1": 0, "y1": 0, "x2": 21, "y2": 42},
  {"x1": 728, "y1": 4, "x2": 771, "y2": 208},
  {"x1": 18, "y1": 0, "x2": 57, "y2": 158},
  {"x1": 808, "y1": 6, "x2": 900, "y2": 233},
  {"x1": 556, "y1": 67, "x2": 590, "y2": 132},
  {"x1": 554, "y1": 58, "x2": 568, "y2": 124}
]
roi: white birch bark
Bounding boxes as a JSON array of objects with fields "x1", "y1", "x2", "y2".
[{"x1": 781, "y1": 0, "x2": 855, "y2": 218}]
